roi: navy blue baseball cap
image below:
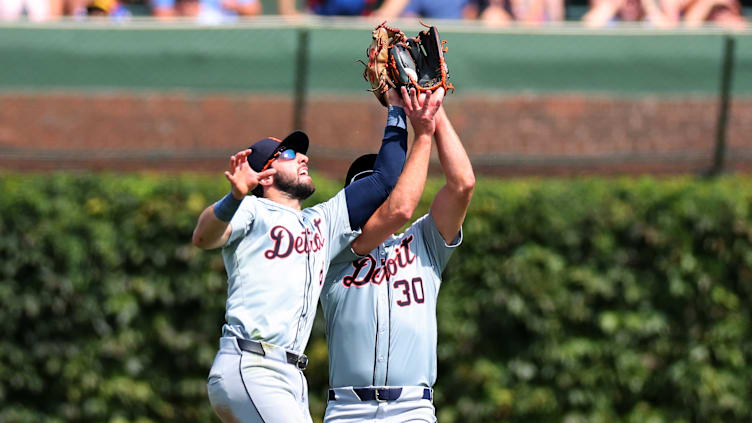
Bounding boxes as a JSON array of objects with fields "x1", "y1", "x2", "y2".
[
  {"x1": 247, "y1": 130, "x2": 309, "y2": 172},
  {"x1": 344, "y1": 154, "x2": 377, "y2": 188}
]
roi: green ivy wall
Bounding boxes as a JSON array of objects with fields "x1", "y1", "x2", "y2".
[{"x1": 1, "y1": 173, "x2": 750, "y2": 423}]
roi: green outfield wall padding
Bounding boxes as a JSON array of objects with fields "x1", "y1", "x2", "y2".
[
  {"x1": 0, "y1": 27, "x2": 299, "y2": 91},
  {"x1": 1, "y1": 26, "x2": 751, "y2": 95},
  {"x1": 734, "y1": 34, "x2": 752, "y2": 94}
]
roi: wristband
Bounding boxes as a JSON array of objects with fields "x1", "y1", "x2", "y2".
[
  {"x1": 387, "y1": 106, "x2": 407, "y2": 130},
  {"x1": 213, "y1": 192, "x2": 242, "y2": 222}
]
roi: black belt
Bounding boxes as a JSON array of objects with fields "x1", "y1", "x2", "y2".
[
  {"x1": 236, "y1": 338, "x2": 308, "y2": 370},
  {"x1": 328, "y1": 387, "x2": 432, "y2": 402}
]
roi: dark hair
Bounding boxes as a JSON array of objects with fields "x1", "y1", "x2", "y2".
[{"x1": 252, "y1": 185, "x2": 264, "y2": 197}]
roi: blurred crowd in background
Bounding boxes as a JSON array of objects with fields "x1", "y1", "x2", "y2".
[{"x1": 0, "y1": 0, "x2": 747, "y2": 29}]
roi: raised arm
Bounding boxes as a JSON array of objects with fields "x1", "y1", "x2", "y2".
[
  {"x1": 192, "y1": 149, "x2": 276, "y2": 250},
  {"x1": 352, "y1": 87, "x2": 445, "y2": 255},
  {"x1": 429, "y1": 106, "x2": 475, "y2": 244},
  {"x1": 344, "y1": 103, "x2": 409, "y2": 230}
]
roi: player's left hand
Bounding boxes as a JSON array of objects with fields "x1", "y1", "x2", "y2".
[
  {"x1": 224, "y1": 149, "x2": 276, "y2": 199},
  {"x1": 402, "y1": 87, "x2": 444, "y2": 137}
]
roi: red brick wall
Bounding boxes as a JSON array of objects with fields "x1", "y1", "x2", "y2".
[{"x1": 1, "y1": 93, "x2": 750, "y2": 176}]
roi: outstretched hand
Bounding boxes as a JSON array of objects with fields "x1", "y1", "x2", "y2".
[
  {"x1": 401, "y1": 86, "x2": 444, "y2": 137},
  {"x1": 224, "y1": 149, "x2": 277, "y2": 199}
]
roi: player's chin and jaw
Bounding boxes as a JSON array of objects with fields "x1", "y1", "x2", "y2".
[{"x1": 273, "y1": 165, "x2": 315, "y2": 200}]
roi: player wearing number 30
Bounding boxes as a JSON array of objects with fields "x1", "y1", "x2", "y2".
[{"x1": 321, "y1": 87, "x2": 474, "y2": 422}]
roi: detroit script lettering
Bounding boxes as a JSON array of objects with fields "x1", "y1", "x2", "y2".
[
  {"x1": 264, "y1": 218, "x2": 325, "y2": 259},
  {"x1": 342, "y1": 235, "x2": 416, "y2": 286}
]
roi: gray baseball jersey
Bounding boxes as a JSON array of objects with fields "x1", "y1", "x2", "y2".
[
  {"x1": 222, "y1": 189, "x2": 359, "y2": 353},
  {"x1": 321, "y1": 212, "x2": 462, "y2": 388}
]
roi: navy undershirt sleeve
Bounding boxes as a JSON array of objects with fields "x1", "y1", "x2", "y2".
[{"x1": 344, "y1": 106, "x2": 408, "y2": 230}]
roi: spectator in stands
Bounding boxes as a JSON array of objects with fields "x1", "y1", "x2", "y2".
[
  {"x1": 515, "y1": 0, "x2": 565, "y2": 23},
  {"x1": 276, "y1": 0, "x2": 409, "y2": 17},
  {"x1": 666, "y1": 0, "x2": 747, "y2": 29},
  {"x1": 86, "y1": 0, "x2": 130, "y2": 18},
  {"x1": 583, "y1": 0, "x2": 745, "y2": 28},
  {"x1": 176, "y1": 0, "x2": 199, "y2": 16},
  {"x1": 582, "y1": 0, "x2": 674, "y2": 27},
  {"x1": 277, "y1": 0, "x2": 564, "y2": 23},
  {"x1": 463, "y1": 0, "x2": 512, "y2": 24},
  {"x1": 150, "y1": 0, "x2": 176, "y2": 17},
  {"x1": 151, "y1": 0, "x2": 259, "y2": 21},
  {"x1": 153, "y1": 0, "x2": 201, "y2": 17},
  {"x1": 463, "y1": 0, "x2": 564, "y2": 25},
  {"x1": 0, "y1": 0, "x2": 53, "y2": 20},
  {"x1": 401, "y1": 0, "x2": 467, "y2": 19},
  {"x1": 61, "y1": 0, "x2": 88, "y2": 18}
]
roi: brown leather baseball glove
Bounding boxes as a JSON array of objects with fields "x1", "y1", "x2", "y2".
[
  {"x1": 361, "y1": 22, "x2": 406, "y2": 107},
  {"x1": 361, "y1": 21, "x2": 454, "y2": 107}
]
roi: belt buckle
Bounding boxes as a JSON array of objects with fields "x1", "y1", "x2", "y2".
[
  {"x1": 374, "y1": 389, "x2": 386, "y2": 402},
  {"x1": 296, "y1": 355, "x2": 308, "y2": 370}
]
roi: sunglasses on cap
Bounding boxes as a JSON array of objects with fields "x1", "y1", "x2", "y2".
[{"x1": 261, "y1": 148, "x2": 297, "y2": 171}]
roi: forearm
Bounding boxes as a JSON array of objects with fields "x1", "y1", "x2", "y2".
[
  {"x1": 372, "y1": 106, "x2": 409, "y2": 185},
  {"x1": 683, "y1": 0, "x2": 731, "y2": 24},
  {"x1": 192, "y1": 193, "x2": 238, "y2": 249},
  {"x1": 352, "y1": 133, "x2": 432, "y2": 254},
  {"x1": 192, "y1": 206, "x2": 230, "y2": 250},
  {"x1": 435, "y1": 108, "x2": 475, "y2": 196},
  {"x1": 430, "y1": 108, "x2": 475, "y2": 243},
  {"x1": 345, "y1": 106, "x2": 408, "y2": 230},
  {"x1": 382, "y1": 133, "x2": 432, "y2": 218}
]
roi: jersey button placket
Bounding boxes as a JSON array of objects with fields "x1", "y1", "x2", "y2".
[
  {"x1": 374, "y1": 245, "x2": 390, "y2": 385},
  {"x1": 294, "y1": 216, "x2": 312, "y2": 351},
  {"x1": 379, "y1": 289, "x2": 388, "y2": 336}
]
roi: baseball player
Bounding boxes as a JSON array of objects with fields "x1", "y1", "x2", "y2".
[
  {"x1": 191, "y1": 87, "x2": 435, "y2": 423},
  {"x1": 320, "y1": 90, "x2": 474, "y2": 423}
]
